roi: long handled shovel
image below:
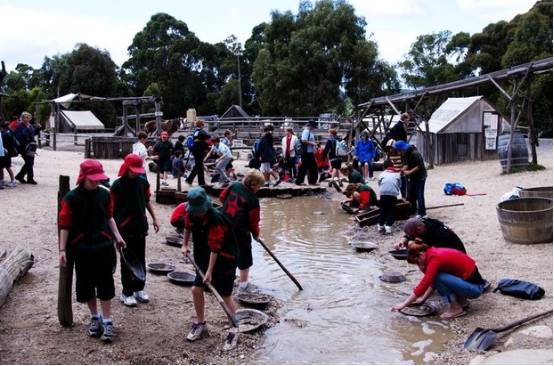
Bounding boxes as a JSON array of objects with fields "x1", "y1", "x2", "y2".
[
  {"x1": 254, "y1": 237, "x2": 303, "y2": 291},
  {"x1": 186, "y1": 253, "x2": 239, "y2": 328},
  {"x1": 464, "y1": 309, "x2": 552, "y2": 351}
]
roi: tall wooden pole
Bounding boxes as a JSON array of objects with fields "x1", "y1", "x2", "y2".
[{"x1": 57, "y1": 175, "x2": 73, "y2": 326}]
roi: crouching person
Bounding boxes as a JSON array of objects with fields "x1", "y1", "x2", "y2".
[
  {"x1": 181, "y1": 187, "x2": 240, "y2": 351},
  {"x1": 58, "y1": 160, "x2": 126, "y2": 343}
]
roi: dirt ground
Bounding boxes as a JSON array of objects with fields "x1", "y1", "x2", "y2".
[{"x1": 0, "y1": 140, "x2": 552, "y2": 364}]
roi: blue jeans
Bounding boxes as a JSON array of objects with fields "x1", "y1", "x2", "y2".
[
  {"x1": 408, "y1": 178, "x2": 426, "y2": 216},
  {"x1": 434, "y1": 272, "x2": 485, "y2": 304}
]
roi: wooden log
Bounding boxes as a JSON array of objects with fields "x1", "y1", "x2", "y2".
[
  {"x1": 0, "y1": 248, "x2": 34, "y2": 308},
  {"x1": 57, "y1": 175, "x2": 73, "y2": 327}
]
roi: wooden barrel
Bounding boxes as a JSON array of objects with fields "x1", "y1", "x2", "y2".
[
  {"x1": 519, "y1": 186, "x2": 553, "y2": 200},
  {"x1": 497, "y1": 133, "x2": 529, "y2": 172},
  {"x1": 496, "y1": 198, "x2": 553, "y2": 244}
]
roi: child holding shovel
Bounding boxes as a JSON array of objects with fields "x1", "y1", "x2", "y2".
[
  {"x1": 181, "y1": 187, "x2": 240, "y2": 351},
  {"x1": 111, "y1": 153, "x2": 160, "y2": 307},
  {"x1": 58, "y1": 159, "x2": 126, "y2": 343}
]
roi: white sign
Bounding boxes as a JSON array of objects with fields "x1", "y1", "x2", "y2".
[
  {"x1": 485, "y1": 137, "x2": 497, "y2": 150},
  {"x1": 155, "y1": 111, "x2": 164, "y2": 117}
]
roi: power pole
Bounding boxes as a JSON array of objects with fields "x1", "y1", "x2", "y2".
[{"x1": 237, "y1": 53, "x2": 242, "y2": 108}]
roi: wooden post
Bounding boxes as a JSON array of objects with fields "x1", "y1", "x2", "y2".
[
  {"x1": 527, "y1": 98, "x2": 538, "y2": 165},
  {"x1": 154, "y1": 101, "x2": 162, "y2": 136},
  {"x1": 57, "y1": 175, "x2": 73, "y2": 327},
  {"x1": 53, "y1": 103, "x2": 58, "y2": 151}
]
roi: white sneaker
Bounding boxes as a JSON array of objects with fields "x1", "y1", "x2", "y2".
[
  {"x1": 134, "y1": 290, "x2": 150, "y2": 303},
  {"x1": 384, "y1": 225, "x2": 392, "y2": 235},
  {"x1": 7, "y1": 180, "x2": 17, "y2": 188},
  {"x1": 222, "y1": 331, "x2": 239, "y2": 351},
  {"x1": 120, "y1": 294, "x2": 137, "y2": 307},
  {"x1": 161, "y1": 181, "x2": 169, "y2": 186},
  {"x1": 186, "y1": 322, "x2": 208, "y2": 341},
  {"x1": 377, "y1": 225, "x2": 385, "y2": 234}
]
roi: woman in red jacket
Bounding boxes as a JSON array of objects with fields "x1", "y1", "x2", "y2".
[{"x1": 391, "y1": 239, "x2": 487, "y2": 319}]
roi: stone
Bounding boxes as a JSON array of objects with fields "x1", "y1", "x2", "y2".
[
  {"x1": 517, "y1": 325, "x2": 553, "y2": 339},
  {"x1": 477, "y1": 349, "x2": 552, "y2": 365}
]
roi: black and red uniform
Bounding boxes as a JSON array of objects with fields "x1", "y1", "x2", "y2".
[
  {"x1": 185, "y1": 207, "x2": 238, "y2": 296},
  {"x1": 219, "y1": 182, "x2": 260, "y2": 270},
  {"x1": 110, "y1": 175, "x2": 151, "y2": 297},
  {"x1": 59, "y1": 186, "x2": 116, "y2": 303}
]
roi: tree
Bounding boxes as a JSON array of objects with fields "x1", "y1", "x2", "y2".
[{"x1": 250, "y1": 0, "x2": 398, "y2": 115}]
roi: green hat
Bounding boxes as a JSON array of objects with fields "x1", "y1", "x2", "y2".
[{"x1": 186, "y1": 187, "x2": 212, "y2": 215}]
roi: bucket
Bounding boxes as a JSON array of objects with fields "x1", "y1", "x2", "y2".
[
  {"x1": 519, "y1": 186, "x2": 553, "y2": 200},
  {"x1": 497, "y1": 133, "x2": 529, "y2": 172},
  {"x1": 496, "y1": 198, "x2": 553, "y2": 244}
]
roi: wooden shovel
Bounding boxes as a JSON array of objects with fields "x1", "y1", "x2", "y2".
[{"x1": 185, "y1": 253, "x2": 239, "y2": 328}]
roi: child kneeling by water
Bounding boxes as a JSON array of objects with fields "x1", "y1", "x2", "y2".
[
  {"x1": 58, "y1": 160, "x2": 126, "y2": 343},
  {"x1": 343, "y1": 183, "x2": 377, "y2": 211},
  {"x1": 377, "y1": 159, "x2": 401, "y2": 235},
  {"x1": 181, "y1": 187, "x2": 240, "y2": 351}
]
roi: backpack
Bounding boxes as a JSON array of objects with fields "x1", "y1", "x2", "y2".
[
  {"x1": 253, "y1": 138, "x2": 262, "y2": 158},
  {"x1": 493, "y1": 279, "x2": 545, "y2": 300},
  {"x1": 443, "y1": 182, "x2": 466, "y2": 196},
  {"x1": 335, "y1": 140, "x2": 348, "y2": 157},
  {"x1": 294, "y1": 140, "x2": 303, "y2": 155}
]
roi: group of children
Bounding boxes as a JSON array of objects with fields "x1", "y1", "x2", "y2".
[{"x1": 60, "y1": 152, "x2": 264, "y2": 350}]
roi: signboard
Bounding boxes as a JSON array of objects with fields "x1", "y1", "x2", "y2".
[{"x1": 483, "y1": 112, "x2": 499, "y2": 150}]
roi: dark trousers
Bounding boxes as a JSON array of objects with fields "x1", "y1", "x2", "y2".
[
  {"x1": 120, "y1": 236, "x2": 146, "y2": 296},
  {"x1": 378, "y1": 195, "x2": 397, "y2": 226},
  {"x1": 186, "y1": 152, "x2": 206, "y2": 185},
  {"x1": 400, "y1": 176, "x2": 407, "y2": 199},
  {"x1": 408, "y1": 178, "x2": 426, "y2": 216},
  {"x1": 16, "y1": 155, "x2": 34, "y2": 181},
  {"x1": 283, "y1": 156, "x2": 297, "y2": 179},
  {"x1": 296, "y1": 152, "x2": 318, "y2": 185}
]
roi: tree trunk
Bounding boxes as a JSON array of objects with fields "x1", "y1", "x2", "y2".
[
  {"x1": 527, "y1": 100, "x2": 538, "y2": 165},
  {"x1": 0, "y1": 248, "x2": 34, "y2": 308}
]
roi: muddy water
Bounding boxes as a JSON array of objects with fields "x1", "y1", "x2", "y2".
[{"x1": 247, "y1": 195, "x2": 451, "y2": 364}]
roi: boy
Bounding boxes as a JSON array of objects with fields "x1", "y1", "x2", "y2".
[
  {"x1": 152, "y1": 131, "x2": 174, "y2": 186},
  {"x1": 172, "y1": 150, "x2": 185, "y2": 179},
  {"x1": 181, "y1": 187, "x2": 240, "y2": 351},
  {"x1": 204, "y1": 136, "x2": 233, "y2": 185},
  {"x1": 58, "y1": 160, "x2": 126, "y2": 343},
  {"x1": 219, "y1": 169, "x2": 265, "y2": 293},
  {"x1": 340, "y1": 164, "x2": 364, "y2": 184},
  {"x1": 111, "y1": 154, "x2": 160, "y2": 307},
  {"x1": 377, "y1": 159, "x2": 401, "y2": 235},
  {"x1": 344, "y1": 183, "x2": 377, "y2": 211}
]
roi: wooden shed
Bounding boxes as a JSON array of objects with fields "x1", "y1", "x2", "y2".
[{"x1": 416, "y1": 96, "x2": 510, "y2": 165}]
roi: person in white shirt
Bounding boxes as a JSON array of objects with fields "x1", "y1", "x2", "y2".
[
  {"x1": 205, "y1": 136, "x2": 233, "y2": 184},
  {"x1": 281, "y1": 127, "x2": 298, "y2": 181},
  {"x1": 132, "y1": 132, "x2": 149, "y2": 168},
  {"x1": 377, "y1": 159, "x2": 401, "y2": 235}
]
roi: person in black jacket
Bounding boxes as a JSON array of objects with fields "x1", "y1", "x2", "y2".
[
  {"x1": 383, "y1": 112, "x2": 409, "y2": 147},
  {"x1": 257, "y1": 125, "x2": 279, "y2": 186},
  {"x1": 394, "y1": 140, "x2": 427, "y2": 217},
  {"x1": 395, "y1": 217, "x2": 467, "y2": 253},
  {"x1": 186, "y1": 120, "x2": 211, "y2": 186}
]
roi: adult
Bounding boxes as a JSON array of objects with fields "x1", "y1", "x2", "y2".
[
  {"x1": 383, "y1": 112, "x2": 410, "y2": 146},
  {"x1": 323, "y1": 128, "x2": 342, "y2": 180},
  {"x1": 281, "y1": 127, "x2": 298, "y2": 181},
  {"x1": 354, "y1": 130, "x2": 376, "y2": 181},
  {"x1": 257, "y1": 125, "x2": 279, "y2": 185},
  {"x1": 185, "y1": 120, "x2": 211, "y2": 186},
  {"x1": 205, "y1": 136, "x2": 234, "y2": 185},
  {"x1": 111, "y1": 154, "x2": 159, "y2": 307},
  {"x1": 219, "y1": 169, "x2": 265, "y2": 293},
  {"x1": 0, "y1": 121, "x2": 18, "y2": 187},
  {"x1": 295, "y1": 120, "x2": 318, "y2": 185},
  {"x1": 392, "y1": 240, "x2": 487, "y2": 319},
  {"x1": 395, "y1": 217, "x2": 467, "y2": 253},
  {"x1": 14, "y1": 111, "x2": 37, "y2": 184},
  {"x1": 394, "y1": 140, "x2": 427, "y2": 217}
]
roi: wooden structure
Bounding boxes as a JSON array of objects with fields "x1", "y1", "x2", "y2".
[
  {"x1": 85, "y1": 136, "x2": 136, "y2": 159},
  {"x1": 357, "y1": 57, "x2": 553, "y2": 171},
  {"x1": 415, "y1": 96, "x2": 510, "y2": 165},
  {"x1": 57, "y1": 175, "x2": 73, "y2": 326},
  {"x1": 496, "y1": 198, "x2": 553, "y2": 244}
]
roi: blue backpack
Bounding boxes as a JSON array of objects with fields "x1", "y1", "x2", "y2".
[{"x1": 186, "y1": 128, "x2": 198, "y2": 150}]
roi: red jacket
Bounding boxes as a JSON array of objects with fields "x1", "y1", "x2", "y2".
[{"x1": 413, "y1": 247, "x2": 477, "y2": 297}]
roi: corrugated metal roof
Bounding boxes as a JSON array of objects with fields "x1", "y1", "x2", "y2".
[
  {"x1": 419, "y1": 96, "x2": 482, "y2": 134},
  {"x1": 61, "y1": 110, "x2": 104, "y2": 130}
]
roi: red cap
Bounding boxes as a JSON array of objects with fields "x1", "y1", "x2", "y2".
[
  {"x1": 76, "y1": 159, "x2": 108, "y2": 185},
  {"x1": 118, "y1": 153, "x2": 146, "y2": 176}
]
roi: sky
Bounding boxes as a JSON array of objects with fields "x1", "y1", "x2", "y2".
[{"x1": 0, "y1": 0, "x2": 538, "y2": 71}]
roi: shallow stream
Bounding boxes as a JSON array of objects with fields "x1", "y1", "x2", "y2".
[{"x1": 247, "y1": 195, "x2": 451, "y2": 364}]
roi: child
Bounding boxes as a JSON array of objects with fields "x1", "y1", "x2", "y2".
[
  {"x1": 111, "y1": 154, "x2": 160, "y2": 307},
  {"x1": 315, "y1": 142, "x2": 330, "y2": 182},
  {"x1": 340, "y1": 164, "x2": 364, "y2": 184},
  {"x1": 344, "y1": 183, "x2": 377, "y2": 211},
  {"x1": 0, "y1": 121, "x2": 18, "y2": 187},
  {"x1": 152, "y1": 131, "x2": 174, "y2": 186},
  {"x1": 219, "y1": 169, "x2": 265, "y2": 293},
  {"x1": 181, "y1": 187, "x2": 240, "y2": 351},
  {"x1": 204, "y1": 137, "x2": 233, "y2": 185},
  {"x1": 172, "y1": 150, "x2": 185, "y2": 178},
  {"x1": 377, "y1": 159, "x2": 401, "y2": 235},
  {"x1": 58, "y1": 160, "x2": 126, "y2": 343}
]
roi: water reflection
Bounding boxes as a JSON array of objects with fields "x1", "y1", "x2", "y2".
[{"x1": 249, "y1": 196, "x2": 450, "y2": 364}]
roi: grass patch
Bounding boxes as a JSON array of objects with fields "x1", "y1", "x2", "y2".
[{"x1": 501, "y1": 163, "x2": 546, "y2": 174}]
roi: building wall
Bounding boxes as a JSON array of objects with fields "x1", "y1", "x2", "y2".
[{"x1": 417, "y1": 132, "x2": 498, "y2": 165}]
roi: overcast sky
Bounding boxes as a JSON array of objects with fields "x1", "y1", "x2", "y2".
[{"x1": 0, "y1": 0, "x2": 537, "y2": 71}]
